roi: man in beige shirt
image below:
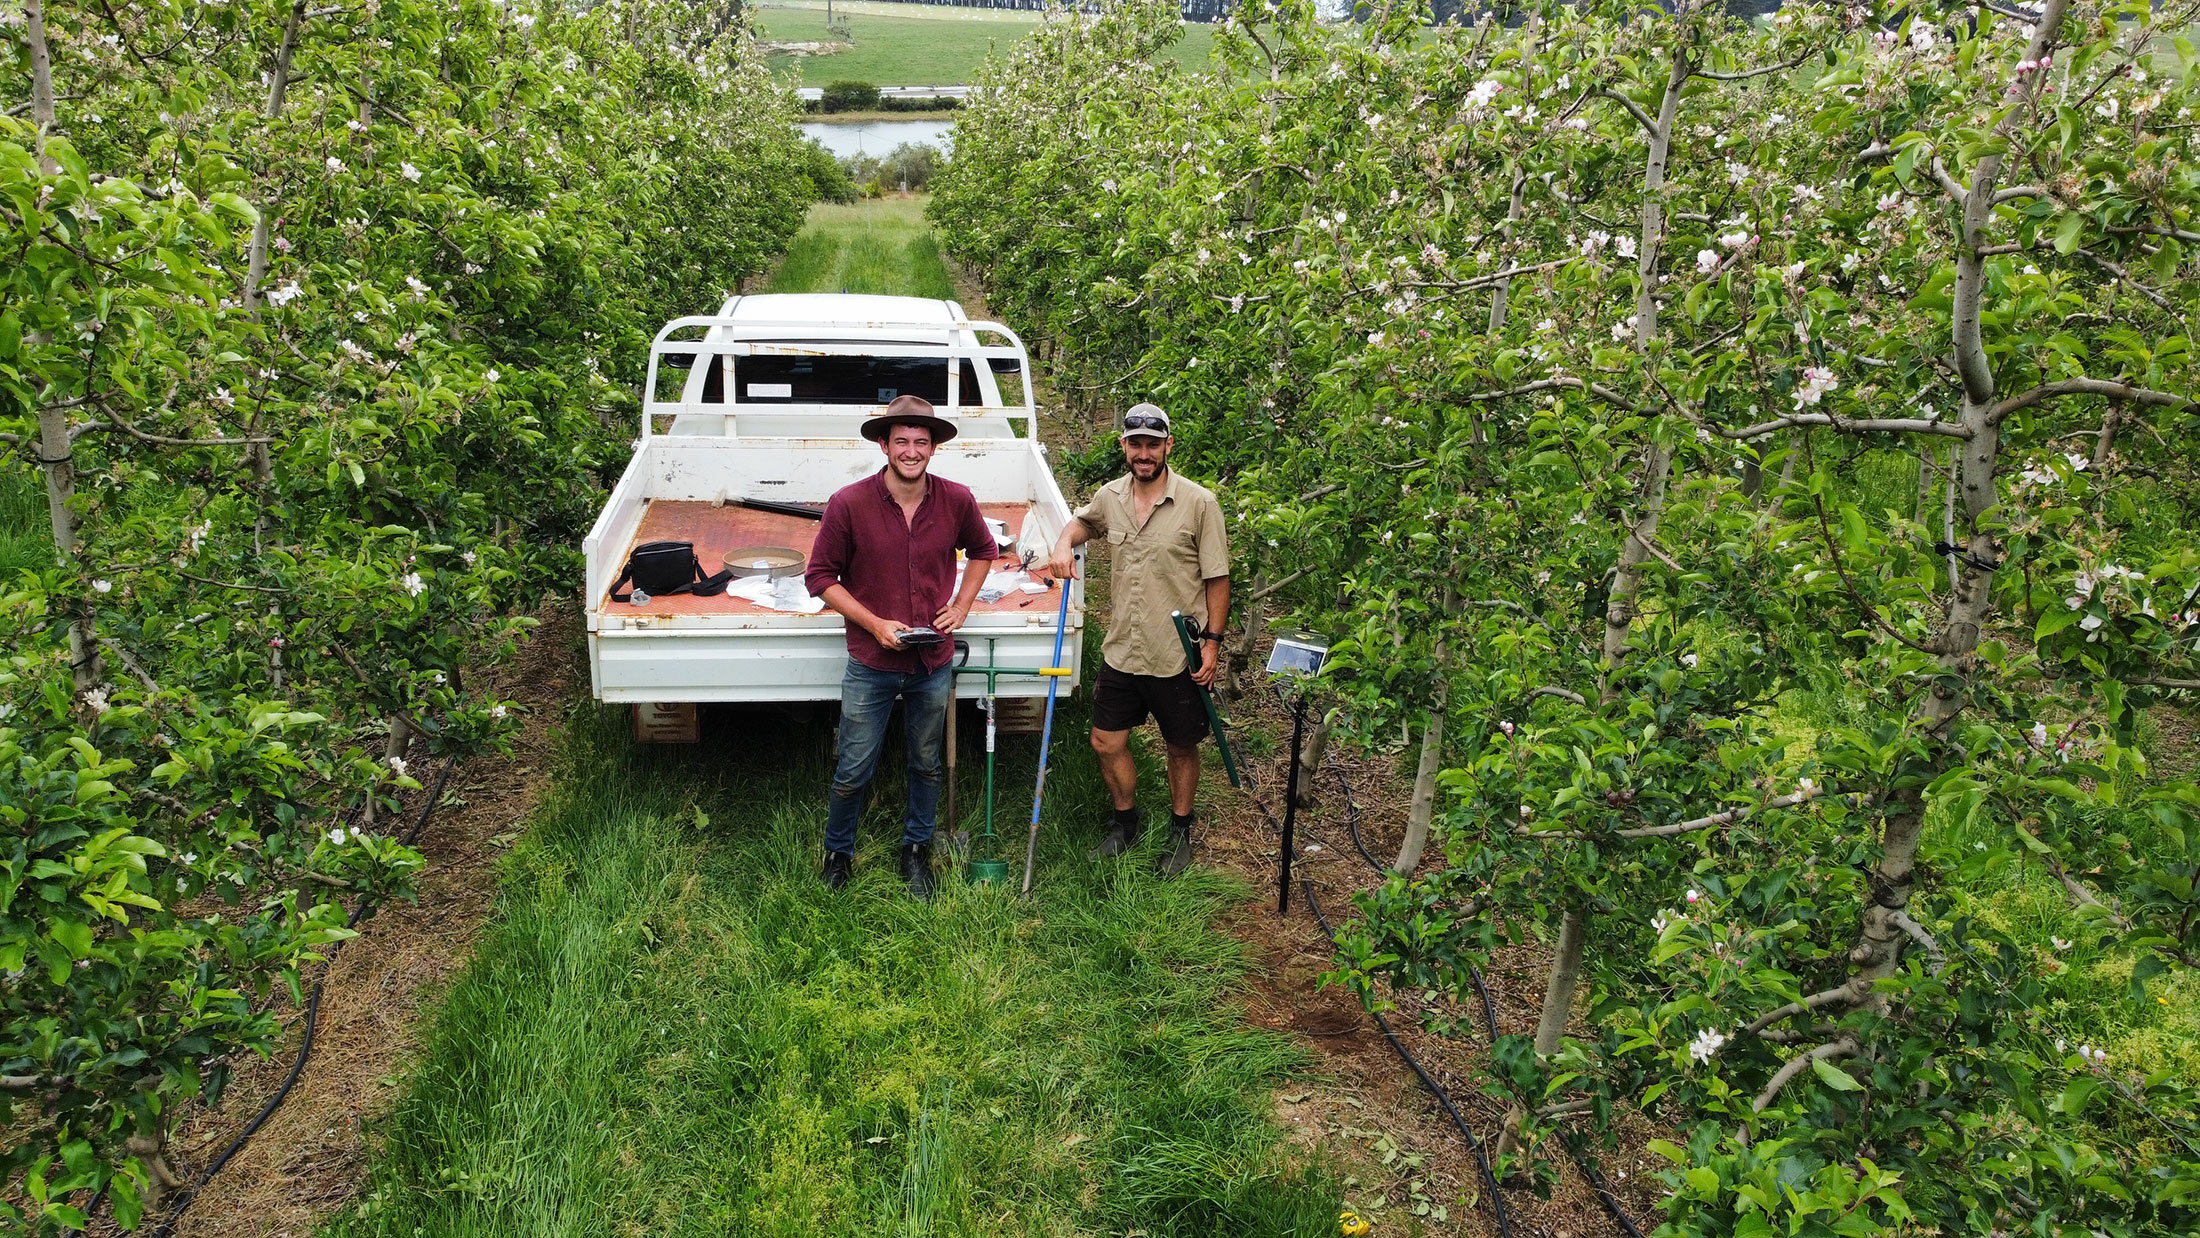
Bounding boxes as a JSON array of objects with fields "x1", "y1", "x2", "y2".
[{"x1": 1049, "y1": 403, "x2": 1231, "y2": 875}]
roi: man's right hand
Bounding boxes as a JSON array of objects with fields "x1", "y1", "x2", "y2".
[
  {"x1": 1049, "y1": 543, "x2": 1079, "y2": 582},
  {"x1": 869, "y1": 619, "x2": 909, "y2": 650}
]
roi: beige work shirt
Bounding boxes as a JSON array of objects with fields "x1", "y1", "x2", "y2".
[{"x1": 1073, "y1": 469, "x2": 1232, "y2": 678}]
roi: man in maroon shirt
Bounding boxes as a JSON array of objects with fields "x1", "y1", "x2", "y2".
[{"x1": 805, "y1": 395, "x2": 997, "y2": 897}]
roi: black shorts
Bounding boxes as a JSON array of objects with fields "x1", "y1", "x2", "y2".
[{"x1": 1093, "y1": 663, "x2": 1210, "y2": 749}]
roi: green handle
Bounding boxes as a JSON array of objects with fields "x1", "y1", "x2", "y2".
[{"x1": 1173, "y1": 613, "x2": 1242, "y2": 788}]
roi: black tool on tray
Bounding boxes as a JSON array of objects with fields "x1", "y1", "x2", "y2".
[{"x1": 736, "y1": 497, "x2": 825, "y2": 521}]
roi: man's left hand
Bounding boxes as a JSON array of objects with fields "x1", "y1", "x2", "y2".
[
  {"x1": 1190, "y1": 639, "x2": 1220, "y2": 687},
  {"x1": 934, "y1": 602, "x2": 972, "y2": 634}
]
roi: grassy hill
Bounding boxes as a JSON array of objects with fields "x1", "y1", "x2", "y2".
[{"x1": 759, "y1": 1, "x2": 1216, "y2": 87}]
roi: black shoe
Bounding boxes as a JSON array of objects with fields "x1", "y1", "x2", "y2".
[
  {"x1": 1159, "y1": 816, "x2": 1194, "y2": 877},
  {"x1": 1087, "y1": 809, "x2": 1142, "y2": 860},
  {"x1": 821, "y1": 850, "x2": 853, "y2": 890},
  {"x1": 900, "y1": 842, "x2": 936, "y2": 899}
]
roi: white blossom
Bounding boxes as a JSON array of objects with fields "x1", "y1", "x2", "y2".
[
  {"x1": 83, "y1": 687, "x2": 111, "y2": 715},
  {"x1": 1465, "y1": 79, "x2": 1502, "y2": 111},
  {"x1": 264, "y1": 280, "x2": 305, "y2": 308},
  {"x1": 1688, "y1": 1028, "x2": 1728, "y2": 1064},
  {"x1": 1718, "y1": 230, "x2": 1750, "y2": 250},
  {"x1": 401, "y1": 161, "x2": 423, "y2": 182},
  {"x1": 1615, "y1": 235, "x2": 1637, "y2": 259},
  {"x1": 324, "y1": 155, "x2": 347, "y2": 175},
  {"x1": 92, "y1": 578, "x2": 112, "y2": 593},
  {"x1": 401, "y1": 571, "x2": 425, "y2": 597},
  {"x1": 484, "y1": 369, "x2": 500, "y2": 383},
  {"x1": 1793, "y1": 366, "x2": 1838, "y2": 410},
  {"x1": 1910, "y1": 23, "x2": 1935, "y2": 54},
  {"x1": 1696, "y1": 249, "x2": 1720, "y2": 274},
  {"x1": 329, "y1": 827, "x2": 349, "y2": 845},
  {"x1": 389, "y1": 755, "x2": 409, "y2": 776}
]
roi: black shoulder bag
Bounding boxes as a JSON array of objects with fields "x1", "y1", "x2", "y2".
[{"x1": 609, "y1": 541, "x2": 734, "y2": 603}]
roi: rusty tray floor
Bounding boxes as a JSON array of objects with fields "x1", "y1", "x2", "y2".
[{"x1": 605, "y1": 500, "x2": 1052, "y2": 617}]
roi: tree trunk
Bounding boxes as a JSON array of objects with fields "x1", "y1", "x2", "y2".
[
  {"x1": 1598, "y1": 42, "x2": 1692, "y2": 705},
  {"x1": 37, "y1": 403, "x2": 96, "y2": 695},
  {"x1": 1224, "y1": 572, "x2": 1268, "y2": 701},
  {"x1": 1394, "y1": 682, "x2": 1447, "y2": 874},
  {"x1": 26, "y1": 0, "x2": 58, "y2": 170},
  {"x1": 1847, "y1": 0, "x2": 2071, "y2": 994},
  {"x1": 1295, "y1": 715, "x2": 1329, "y2": 813},
  {"x1": 2091, "y1": 398, "x2": 2121, "y2": 469},
  {"x1": 1495, "y1": 909, "x2": 1587, "y2": 1172}
]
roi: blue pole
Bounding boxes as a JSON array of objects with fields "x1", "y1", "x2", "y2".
[{"x1": 1020, "y1": 562, "x2": 1074, "y2": 897}]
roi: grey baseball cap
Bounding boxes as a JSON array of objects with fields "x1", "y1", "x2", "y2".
[{"x1": 1120, "y1": 402, "x2": 1171, "y2": 440}]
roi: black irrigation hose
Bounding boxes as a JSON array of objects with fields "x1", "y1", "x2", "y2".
[
  {"x1": 1240, "y1": 757, "x2": 1513, "y2": 1238},
  {"x1": 1334, "y1": 766, "x2": 1385, "y2": 875},
  {"x1": 1559, "y1": 1127, "x2": 1649, "y2": 1238},
  {"x1": 1303, "y1": 879, "x2": 1516, "y2": 1238},
  {"x1": 145, "y1": 760, "x2": 459, "y2": 1238},
  {"x1": 1319, "y1": 758, "x2": 1647, "y2": 1238}
]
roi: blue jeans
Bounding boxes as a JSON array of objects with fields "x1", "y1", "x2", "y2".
[{"x1": 825, "y1": 659, "x2": 952, "y2": 854}]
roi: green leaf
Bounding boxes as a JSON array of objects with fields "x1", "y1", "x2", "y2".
[
  {"x1": 2052, "y1": 212, "x2": 2085, "y2": 255},
  {"x1": 1812, "y1": 1056, "x2": 1865, "y2": 1092},
  {"x1": 2060, "y1": 1077, "x2": 2101, "y2": 1117}
]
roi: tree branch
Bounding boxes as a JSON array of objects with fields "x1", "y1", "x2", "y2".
[
  {"x1": 2133, "y1": 676, "x2": 2200, "y2": 691},
  {"x1": 1889, "y1": 911, "x2": 1947, "y2": 976},
  {"x1": 1928, "y1": 157, "x2": 1967, "y2": 203},
  {"x1": 1527, "y1": 685, "x2": 1587, "y2": 705},
  {"x1": 1988, "y1": 378, "x2": 2192, "y2": 425},
  {"x1": 1461, "y1": 375, "x2": 1633, "y2": 411},
  {"x1": 1712, "y1": 413, "x2": 1969, "y2": 440},
  {"x1": 73, "y1": 420, "x2": 275, "y2": 447},
  {"x1": 1249, "y1": 569, "x2": 1305, "y2": 602},
  {"x1": 1742, "y1": 979, "x2": 1869, "y2": 1037},
  {"x1": 1810, "y1": 491, "x2": 1944, "y2": 657},
  {"x1": 1991, "y1": 185, "x2": 2051, "y2": 206},
  {"x1": 2076, "y1": 249, "x2": 2176, "y2": 313},
  {"x1": 100, "y1": 637, "x2": 160, "y2": 694},
  {"x1": 1753, "y1": 1038, "x2": 1861, "y2": 1112},
  {"x1": 1692, "y1": 49, "x2": 1815, "y2": 82},
  {"x1": 1518, "y1": 785, "x2": 1861, "y2": 841},
  {"x1": 1594, "y1": 88, "x2": 1658, "y2": 137}
]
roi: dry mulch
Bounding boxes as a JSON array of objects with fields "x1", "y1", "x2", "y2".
[{"x1": 134, "y1": 606, "x2": 584, "y2": 1238}]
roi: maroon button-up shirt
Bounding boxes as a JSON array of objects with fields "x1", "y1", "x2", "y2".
[{"x1": 806, "y1": 469, "x2": 1000, "y2": 673}]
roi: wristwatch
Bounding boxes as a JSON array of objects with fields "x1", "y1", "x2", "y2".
[{"x1": 1200, "y1": 629, "x2": 1224, "y2": 642}]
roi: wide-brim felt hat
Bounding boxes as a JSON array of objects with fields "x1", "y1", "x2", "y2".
[{"x1": 861, "y1": 395, "x2": 958, "y2": 444}]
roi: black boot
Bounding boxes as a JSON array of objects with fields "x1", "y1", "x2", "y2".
[
  {"x1": 1087, "y1": 807, "x2": 1142, "y2": 860},
  {"x1": 1159, "y1": 813, "x2": 1194, "y2": 876},
  {"x1": 821, "y1": 850, "x2": 853, "y2": 890},
  {"x1": 900, "y1": 842, "x2": 936, "y2": 899}
]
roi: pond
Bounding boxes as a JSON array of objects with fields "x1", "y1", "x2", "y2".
[{"x1": 799, "y1": 119, "x2": 955, "y2": 159}]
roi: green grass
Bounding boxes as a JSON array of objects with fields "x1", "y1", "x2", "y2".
[
  {"x1": 331, "y1": 676, "x2": 1338, "y2": 1236},
  {"x1": 760, "y1": 1, "x2": 1215, "y2": 86},
  {"x1": 763, "y1": 198, "x2": 958, "y2": 299},
  {"x1": 0, "y1": 469, "x2": 51, "y2": 577}
]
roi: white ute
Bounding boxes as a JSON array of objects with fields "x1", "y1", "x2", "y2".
[{"x1": 583, "y1": 294, "x2": 1086, "y2": 717}]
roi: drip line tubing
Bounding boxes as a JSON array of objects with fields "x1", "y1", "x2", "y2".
[
  {"x1": 1303, "y1": 878, "x2": 1515, "y2": 1238},
  {"x1": 1241, "y1": 762, "x2": 1512, "y2": 1238},
  {"x1": 145, "y1": 760, "x2": 459, "y2": 1238},
  {"x1": 1314, "y1": 750, "x2": 1646, "y2": 1238}
]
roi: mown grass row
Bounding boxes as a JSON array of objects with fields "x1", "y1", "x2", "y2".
[
  {"x1": 758, "y1": 2, "x2": 1217, "y2": 86},
  {"x1": 331, "y1": 670, "x2": 1338, "y2": 1236},
  {"x1": 763, "y1": 199, "x2": 958, "y2": 300}
]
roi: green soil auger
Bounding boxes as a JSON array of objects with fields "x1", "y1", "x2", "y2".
[{"x1": 947, "y1": 577, "x2": 1073, "y2": 891}]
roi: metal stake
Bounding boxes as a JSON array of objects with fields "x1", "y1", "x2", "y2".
[{"x1": 1279, "y1": 692, "x2": 1305, "y2": 916}]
